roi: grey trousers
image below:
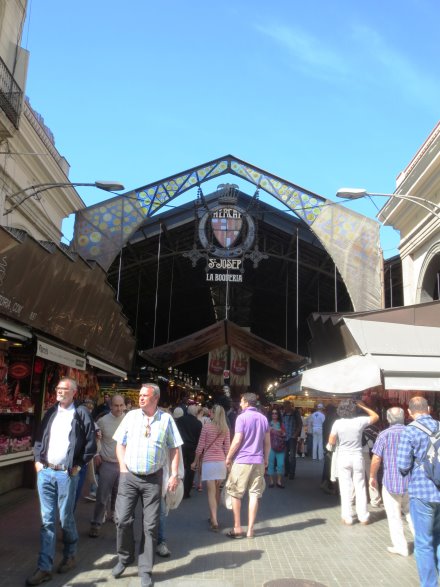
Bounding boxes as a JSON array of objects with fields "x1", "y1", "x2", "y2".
[
  {"x1": 115, "y1": 470, "x2": 162, "y2": 577},
  {"x1": 92, "y1": 461, "x2": 120, "y2": 525}
]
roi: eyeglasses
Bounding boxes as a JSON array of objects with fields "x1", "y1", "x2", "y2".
[{"x1": 144, "y1": 424, "x2": 151, "y2": 438}]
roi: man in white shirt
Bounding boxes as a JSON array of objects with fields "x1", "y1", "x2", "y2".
[
  {"x1": 26, "y1": 378, "x2": 96, "y2": 586},
  {"x1": 311, "y1": 404, "x2": 326, "y2": 461},
  {"x1": 89, "y1": 395, "x2": 126, "y2": 537}
]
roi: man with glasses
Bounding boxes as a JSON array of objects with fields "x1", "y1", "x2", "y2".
[
  {"x1": 112, "y1": 383, "x2": 183, "y2": 587},
  {"x1": 26, "y1": 378, "x2": 97, "y2": 586}
]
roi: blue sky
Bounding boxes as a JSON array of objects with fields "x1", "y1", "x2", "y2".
[{"x1": 24, "y1": 0, "x2": 440, "y2": 257}]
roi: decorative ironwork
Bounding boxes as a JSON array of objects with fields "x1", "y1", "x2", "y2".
[{"x1": 0, "y1": 57, "x2": 23, "y2": 128}]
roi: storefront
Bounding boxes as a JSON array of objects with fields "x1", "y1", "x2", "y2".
[{"x1": 0, "y1": 227, "x2": 136, "y2": 494}]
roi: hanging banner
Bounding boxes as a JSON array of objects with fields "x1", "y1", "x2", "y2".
[
  {"x1": 207, "y1": 345, "x2": 228, "y2": 386},
  {"x1": 230, "y1": 346, "x2": 250, "y2": 387}
]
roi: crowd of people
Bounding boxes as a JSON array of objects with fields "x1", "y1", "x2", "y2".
[{"x1": 25, "y1": 380, "x2": 440, "y2": 587}]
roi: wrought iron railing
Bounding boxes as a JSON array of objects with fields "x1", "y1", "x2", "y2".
[{"x1": 0, "y1": 56, "x2": 23, "y2": 128}]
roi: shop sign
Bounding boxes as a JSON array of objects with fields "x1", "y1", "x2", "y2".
[
  {"x1": 36, "y1": 339, "x2": 86, "y2": 370},
  {"x1": 183, "y1": 184, "x2": 268, "y2": 280}
]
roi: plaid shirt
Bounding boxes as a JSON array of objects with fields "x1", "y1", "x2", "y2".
[
  {"x1": 113, "y1": 408, "x2": 182, "y2": 475},
  {"x1": 396, "y1": 414, "x2": 440, "y2": 502},
  {"x1": 372, "y1": 424, "x2": 408, "y2": 494}
]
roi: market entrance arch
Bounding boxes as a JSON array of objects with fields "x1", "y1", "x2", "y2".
[{"x1": 73, "y1": 155, "x2": 382, "y2": 314}]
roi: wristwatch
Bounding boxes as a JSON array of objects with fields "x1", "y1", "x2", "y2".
[{"x1": 170, "y1": 474, "x2": 181, "y2": 480}]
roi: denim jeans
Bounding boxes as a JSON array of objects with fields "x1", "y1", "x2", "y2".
[
  {"x1": 157, "y1": 497, "x2": 166, "y2": 544},
  {"x1": 410, "y1": 497, "x2": 440, "y2": 587},
  {"x1": 37, "y1": 467, "x2": 79, "y2": 571}
]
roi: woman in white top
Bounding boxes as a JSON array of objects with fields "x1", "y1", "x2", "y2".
[{"x1": 328, "y1": 399, "x2": 379, "y2": 526}]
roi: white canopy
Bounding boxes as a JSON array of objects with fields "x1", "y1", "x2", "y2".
[{"x1": 301, "y1": 355, "x2": 382, "y2": 395}]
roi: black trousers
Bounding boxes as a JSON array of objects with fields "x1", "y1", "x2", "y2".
[
  {"x1": 182, "y1": 445, "x2": 196, "y2": 497},
  {"x1": 284, "y1": 437, "x2": 298, "y2": 478},
  {"x1": 115, "y1": 470, "x2": 161, "y2": 578}
]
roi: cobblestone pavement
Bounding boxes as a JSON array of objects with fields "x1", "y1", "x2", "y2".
[{"x1": 0, "y1": 459, "x2": 419, "y2": 586}]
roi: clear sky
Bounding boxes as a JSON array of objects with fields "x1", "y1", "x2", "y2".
[{"x1": 23, "y1": 0, "x2": 439, "y2": 258}]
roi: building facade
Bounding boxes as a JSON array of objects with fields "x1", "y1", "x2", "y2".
[
  {"x1": 379, "y1": 122, "x2": 440, "y2": 305},
  {"x1": 0, "y1": 0, "x2": 84, "y2": 240}
]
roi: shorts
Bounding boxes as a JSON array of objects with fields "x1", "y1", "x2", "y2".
[
  {"x1": 201, "y1": 461, "x2": 227, "y2": 481},
  {"x1": 226, "y1": 463, "x2": 266, "y2": 499}
]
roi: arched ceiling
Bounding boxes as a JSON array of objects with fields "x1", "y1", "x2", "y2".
[{"x1": 73, "y1": 155, "x2": 382, "y2": 312}]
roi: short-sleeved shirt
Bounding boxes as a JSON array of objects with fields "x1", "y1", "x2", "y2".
[
  {"x1": 234, "y1": 407, "x2": 269, "y2": 465},
  {"x1": 372, "y1": 424, "x2": 408, "y2": 494},
  {"x1": 397, "y1": 414, "x2": 440, "y2": 502},
  {"x1": 97, "y1": 412, "x2": 125, "y2": 462},
  {"x1": 310, "y1": 411, "x2": 325, "y2": 432},
  {"x1": 113, "y1": 408, "x2": 183, "y2": 475},
  {"x1": 330, "y1": 416, "x2": 370, "y2": 454}
]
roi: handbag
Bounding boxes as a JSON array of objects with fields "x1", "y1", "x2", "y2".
[
  {"x1": 270, "y1": 427, "x2": 286, "y2": 452},
  {"x1": 221, "y1": 479, "x2": 233, "y2": 509}
]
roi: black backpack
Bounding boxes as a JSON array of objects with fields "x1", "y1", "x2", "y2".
[{"x1": 410, "y1": 420, "x2": 440, "y2": 489}]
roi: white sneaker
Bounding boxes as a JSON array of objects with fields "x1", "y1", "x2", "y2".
[
  {"x1": 387, "y1": 546, "x2": 409, "y2": 557},
  {"x1": 156, "y1": 542, "x2": 171, "y2": 557}
]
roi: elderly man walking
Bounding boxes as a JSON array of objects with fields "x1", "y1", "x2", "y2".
[
  {"x1": 112, "y1": 383, "x2": 183, "y2": 587},
  {"x1": 225, "y1": 392, "x2": 270, "y2": 538},
  {"x1": 26, "y1": 378, "x2": 96, "y2": 586},
  {"x1": 397, "y1": 396, "x2": 440, "y2": 587},
  {"x1": 369, "y1": 407, "x2": 414, "y2": 557},
  {"x1": 89, "y1": 394, "x2": 126, "y2": 537}
]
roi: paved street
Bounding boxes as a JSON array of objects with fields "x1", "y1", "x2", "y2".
[{"x1": 0, "y1": 459, "x2": 419, "y2": 587}]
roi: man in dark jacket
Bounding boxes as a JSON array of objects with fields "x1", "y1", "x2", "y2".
[
  {"x1": 26, "y1": 378, "x2": 97, "y2": 586},
  {"x1": 175, "y1": 404, "x2": 202, "y2": 498}
]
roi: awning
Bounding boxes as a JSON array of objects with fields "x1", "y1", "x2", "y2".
[
  {"x1": 87, "y1": 355, "x2": 127, "y2": 379},
  {"x1": 0, "y1": 227, "x2": 135, "y2": 370},
  {"x1": 139, "y1": 319, "x2": 306, "y2": 373},
  {"x1": 301, "y1": 355, "x2": 382, "y2": 395},
  {"x1": 304, "y1": 303, "x2": 440, "y2": 393}
]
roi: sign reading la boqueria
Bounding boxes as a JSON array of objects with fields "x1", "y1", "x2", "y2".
[{"x1": 183, "y1": 184, "x2": 267, "y2": 280}]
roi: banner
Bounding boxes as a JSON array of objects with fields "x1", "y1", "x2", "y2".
[
  {"x1": 207, "y1": 346, "x2": 228, "y2": 386},
  {"x1": 230, "y1": 347, "x2": 250, "y2": 387}
]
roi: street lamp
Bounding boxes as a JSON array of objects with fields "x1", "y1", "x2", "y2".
[
  {"x1": 3, "y1": 180, "x2": 125, "y2": 216},
  {"x1": 336, "y1": 187, "x2": 440, "y2": 222}
]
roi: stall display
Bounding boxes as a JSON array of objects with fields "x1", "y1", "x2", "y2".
[{"x1": 0, "y1": 348, "x2": 35, "y2": 464}]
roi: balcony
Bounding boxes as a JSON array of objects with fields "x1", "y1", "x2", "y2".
[{"x1": 0, "y1": 56, "x2": 23, "y2": 129}]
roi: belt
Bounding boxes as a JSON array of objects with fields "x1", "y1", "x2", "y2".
[{"x1": 45, "y1": 463, "x2": 67, "y2": 471}]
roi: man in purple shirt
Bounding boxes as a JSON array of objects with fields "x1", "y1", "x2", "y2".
[
  {"x1": 225, "y1": 393, "x2": 270, "y2": 539},
  {"x1": 370, "y1": 407, "x2": 414, "y2": 557}
]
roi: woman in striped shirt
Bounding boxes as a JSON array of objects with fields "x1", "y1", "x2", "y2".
[{"x1": 192, "y1": 405, "x2": 230, "y2": 531}]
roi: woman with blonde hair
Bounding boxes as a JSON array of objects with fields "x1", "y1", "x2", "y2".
[{"x1": 191, "y1": 404, "x2": 230, "y2": 530}]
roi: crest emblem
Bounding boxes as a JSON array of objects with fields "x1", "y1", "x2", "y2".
[{"x1": 211, "y1": 214, "x2": 242, "y2": 248}]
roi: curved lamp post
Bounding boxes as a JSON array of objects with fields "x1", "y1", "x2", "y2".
[
  {"x1": 336, "y1": 187, "x2": 440, "y2": 222},
  {"x1": 3, "y1": 180, "x2": 125, "y2": 216}
]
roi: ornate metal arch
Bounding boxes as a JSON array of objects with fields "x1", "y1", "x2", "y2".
[{"x1": 72, "y1": 155, "x2": 382, "y2": 311}]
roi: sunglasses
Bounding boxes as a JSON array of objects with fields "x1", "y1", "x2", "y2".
[{"x1": 144, "y1": 424, "x2": 151, "y2": 438}]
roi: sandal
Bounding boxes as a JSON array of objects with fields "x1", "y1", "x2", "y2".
[
  {"x1": 276, "y1": 483, "x2": 285, "y2": 489},
  {"x1": 227, "y1": 529, "x2": 245, "y2": 539},
  {"x1": 210, "y1": 522, "x2": 219, "y2": 532}
]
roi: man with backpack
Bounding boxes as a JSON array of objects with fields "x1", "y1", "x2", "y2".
[{"x1": 397, "y1": 396, "x2": 440, "y2": 587}]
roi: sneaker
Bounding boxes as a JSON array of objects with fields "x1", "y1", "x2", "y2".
[
  {"x1": 57, "y1": 557, "x2": 76, "y2": 574},
  {"x1": 112, "y1": 561, "x2": 128, "y2": 578},
  {"x1": 156, "y1": 542, "x2": 171, "y2": 557},
  {"x1": 387, "y1": 546, "x2": 409, "y2": 557},
  {"x1": 141, "y1": 573, "x2": 153, "y2": 587},
  {"x1": 89, "y1": 525, "x2": 100, "y2": 538},
  {"x1": 26, "y1": 569, "x2": 52, "y2": 585}
]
